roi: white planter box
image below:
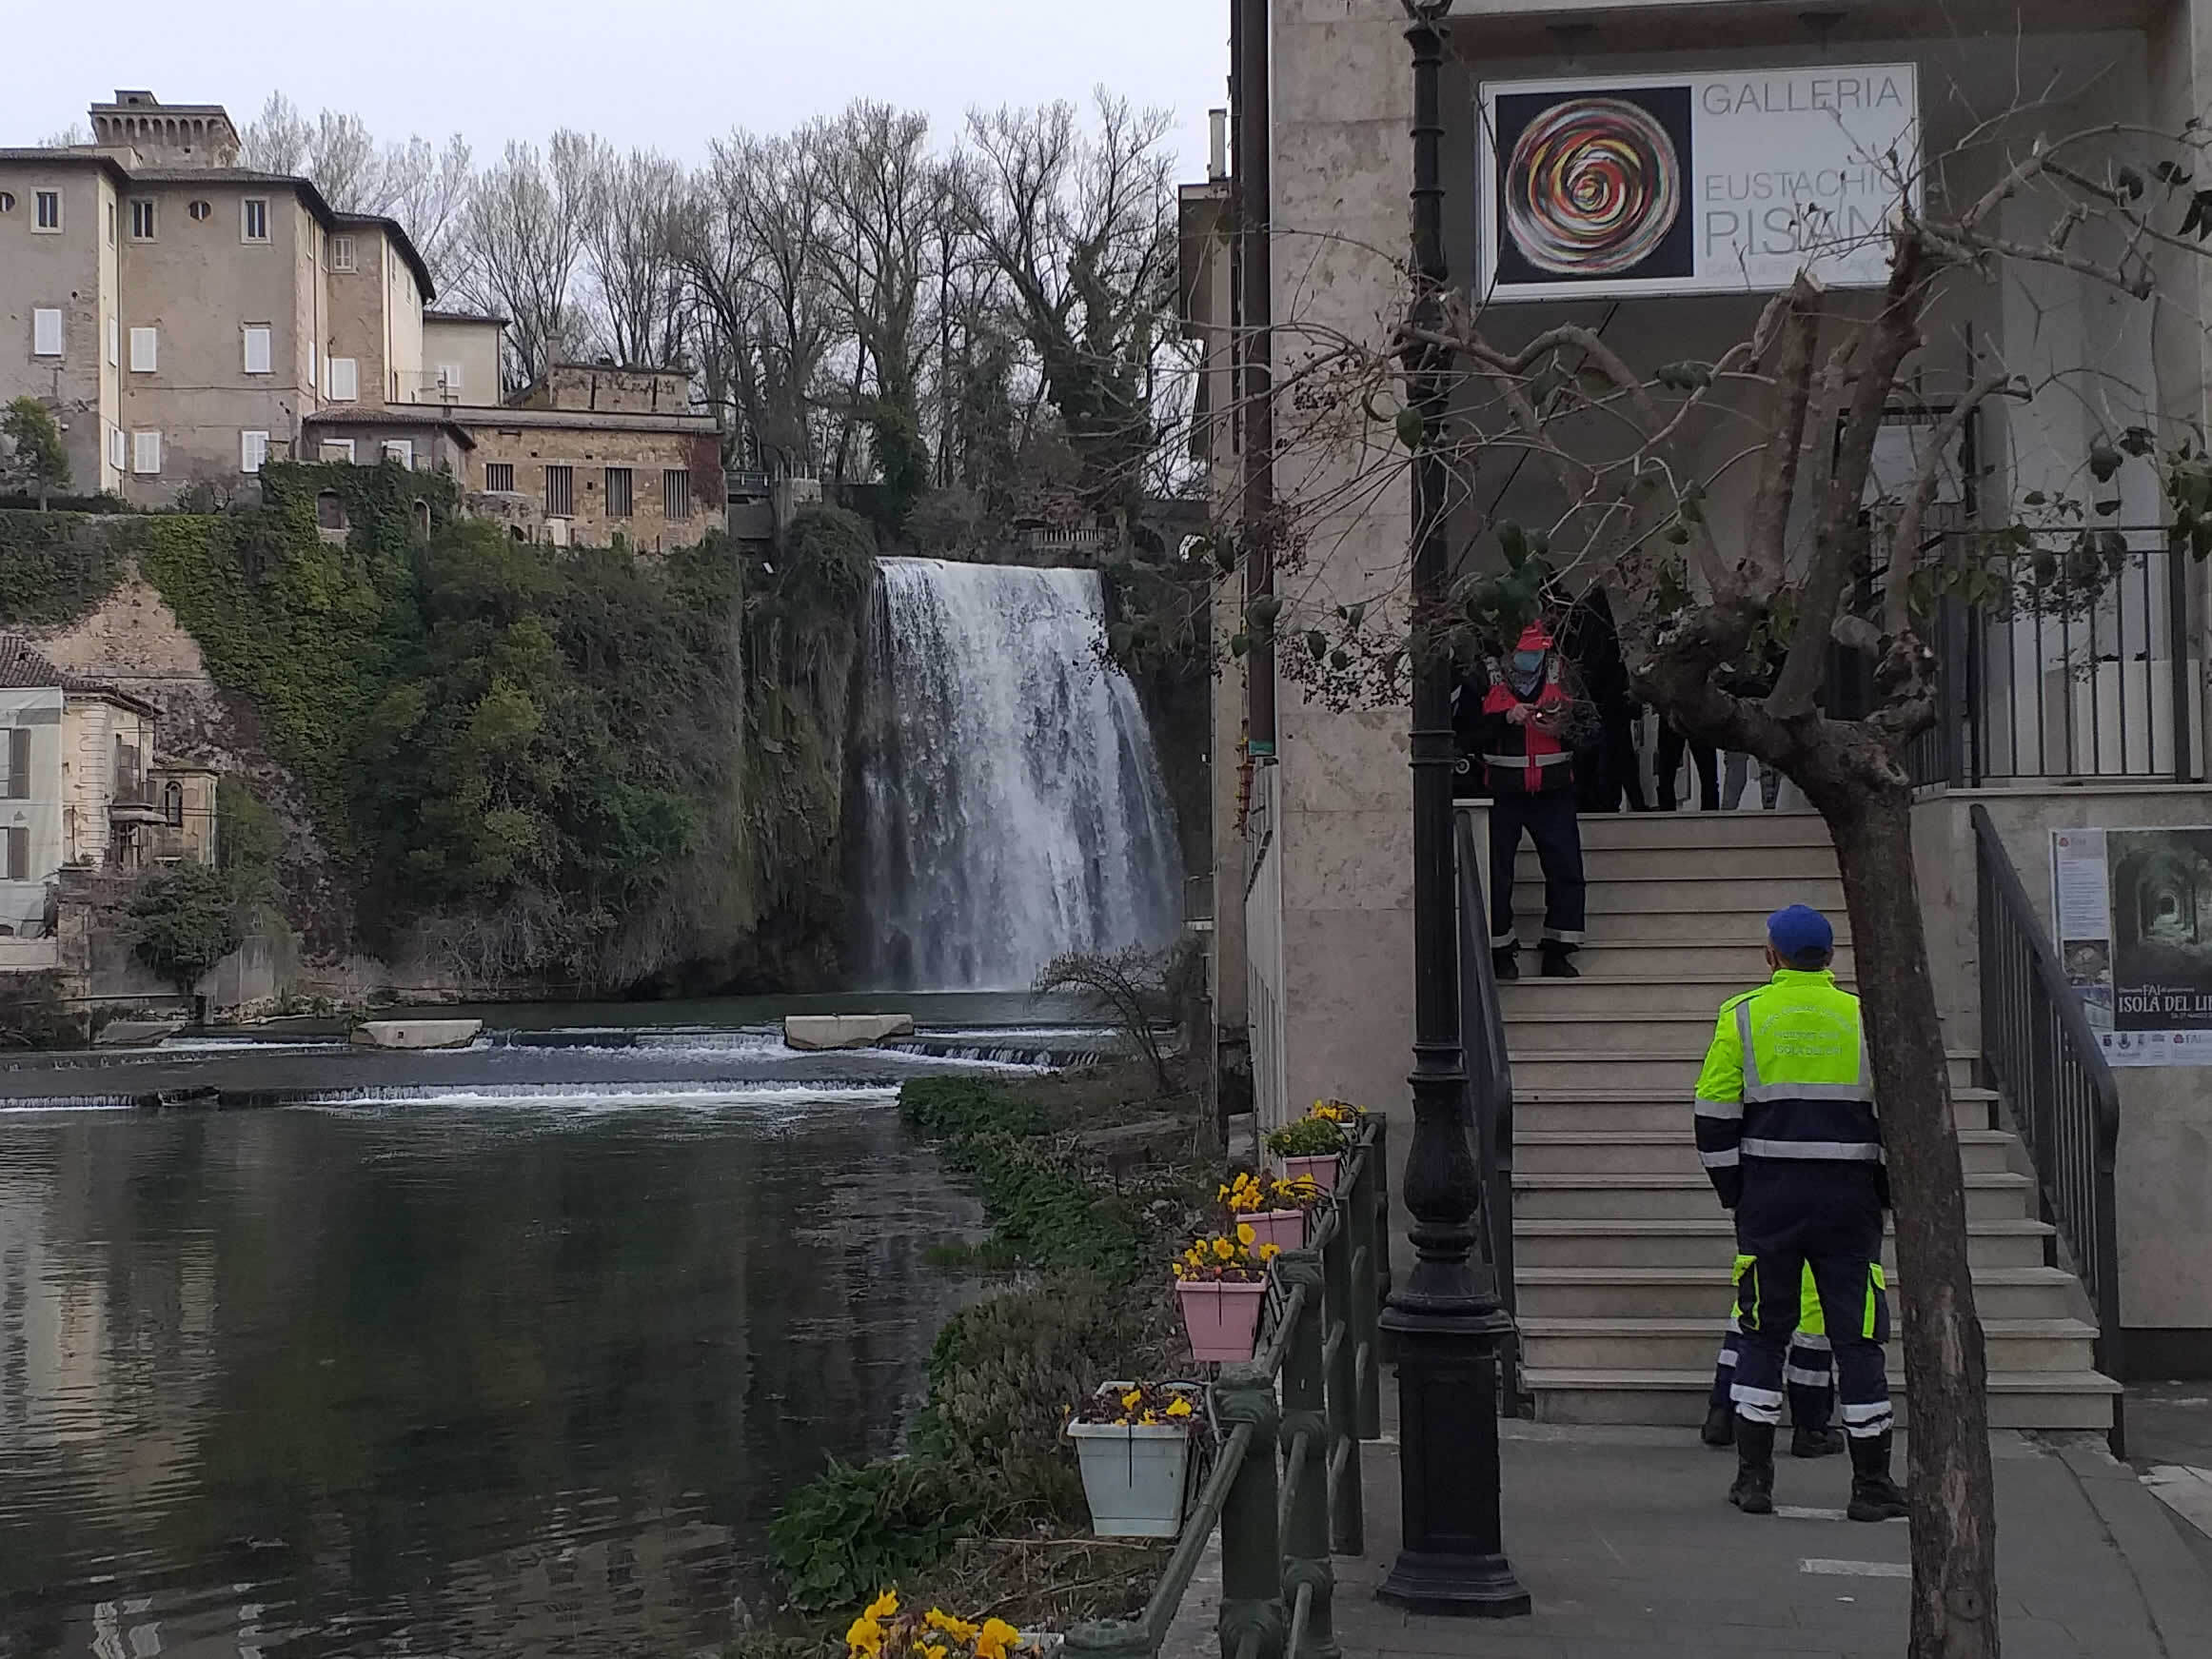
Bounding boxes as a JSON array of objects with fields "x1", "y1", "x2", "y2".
[{"x1": 1067, "y1": 1419, "x2": 1195, "y2": 1538}]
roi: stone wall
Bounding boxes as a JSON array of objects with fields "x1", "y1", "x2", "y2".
[{"x1": 463, "y1": 425, "x2": 725, "y2": 552}]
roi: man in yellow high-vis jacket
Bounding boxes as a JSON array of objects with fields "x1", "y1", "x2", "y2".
[{"x1": 1693, "y1": 905, "x2": 1908, "y2": 1523}]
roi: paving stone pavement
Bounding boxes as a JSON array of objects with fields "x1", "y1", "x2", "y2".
[{"x1": 1316, "y1": 1420, "x2": 2212, "y2": 1659}]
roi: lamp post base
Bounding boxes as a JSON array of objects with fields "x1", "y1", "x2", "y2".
[{"x1": 1376, "y1": 1550, "x2": 1531, "y2": 1618}]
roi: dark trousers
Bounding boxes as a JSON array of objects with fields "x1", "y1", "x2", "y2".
[
  {"x1": 1658, "y1": 722, "x2": 1719, "y2": 811},
  {"x1": 1489, "y1": 789, "x2": 1586, "y2": 949},
  {"x1": 1729, "y1": 1164, "x2": 1892, "y2": 1438},
  {"x1": 1576, "y1": 703, "x2": 1647, "y2": 813}
]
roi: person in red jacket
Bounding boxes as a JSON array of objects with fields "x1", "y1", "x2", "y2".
[{"x1": 1454, "y1": 621, "x2": 1594, "y2": 979}]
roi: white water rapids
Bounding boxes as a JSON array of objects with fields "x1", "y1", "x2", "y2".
[{"x1": 852, "y1": 558, "x2": 1181, "y2": 990}]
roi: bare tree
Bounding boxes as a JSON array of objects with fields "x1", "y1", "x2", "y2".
[
  {"x1": 384, "y1": 133, "x2": 477, "y2": 294},
  {"x1": 464, "y1": 134, "x2": 593, "y2": 391},
  {"x1": 577, "y1": 141, "x2": 690, "y2": 367},
  {"x1": 959, "y1": 91, "x2": 1182, "y2": 517},
  {"x1": 39, "y1": 123, "x2": 91, "y2": 148},
  {"x1": 669, "y1": 131, "x2": 839, "y2": 477}
]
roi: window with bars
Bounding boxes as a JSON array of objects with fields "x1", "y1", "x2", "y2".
[
  {"x1": 662, "y1": 469, "x2": 692, "y2": 521},
  {"x1": 4, "y1": 729, "x2": 29, "y2": 800},
  {"x1": 484, "y1": 462, "x2": 515, "y2": 493},
  {"x1": 545, "y1": 465, "x2": 575, "y2": 517},
  {"x1": 605, "y1": 467, "x2": 633, "y2": 517}
]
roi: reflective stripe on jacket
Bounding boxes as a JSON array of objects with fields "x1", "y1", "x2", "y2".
[{"x1": 1691, "y1": 968, "x2": 1879, "y2": 1208}]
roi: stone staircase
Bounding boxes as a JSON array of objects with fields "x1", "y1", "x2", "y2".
[{"x1": 1495, "y1": 811, "x2": 2122, "y2": 1432}]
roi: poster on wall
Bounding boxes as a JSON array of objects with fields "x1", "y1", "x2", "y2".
[
  {"x1": 2052, "y1": 827, "x2": 2212, "y2": 1067},
  {"x1": 1476, "y1": 65, "x2": 1921, "y2": 302}
]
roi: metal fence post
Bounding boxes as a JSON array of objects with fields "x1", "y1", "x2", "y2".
[
  {"x1": 1214, "y1": 1364, "x2": 1287, "y2": 1659},
  {"x1": 1276, "y1": 1253, "x2": 1339, "y2": 1659},
  {"x1": 1352, "y1": 1130, "x2": 1385, "y2": 1439},
  {"x1": 1319, "y1": 1206, "x2": 1365, "y2": 1556}
]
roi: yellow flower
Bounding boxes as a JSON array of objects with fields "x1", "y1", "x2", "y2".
[
  {"x1": 925, "y1": 1648, "x2": 949, "y2": 1659},
  {"x1": 1139, "y1": 1410, "x2": 1157, "y2": 1425},
  {"x1": 1213, "y1": 1237, "x2": 1234, "y2": 1262},
  {"x1": 1165, "y1": 1396, "x2": 1195, "y2": 1418},
  {"x1": 1121, "y1": 1388, "x2": 1143, "y2": 1411},
  {"x1": 1235, "y1": 1222, "x2": 1255, "y2": 1248},
  {"x1": 865, "y1": 1590, "x2": 899, "y2": 1620},
  {"x1": 976, "y1": 1617, "x2": 1022, "y2": 1659},
  {"x1": 927, "y1": 1611, "x2": 978, "y2": 1643},
  {"x1": 846, "y1": 1617, "x2": 883, "y2": 1654},
  {"x1": 1256, "y1": 1242, "x2": 1281, "y2": 1262}
]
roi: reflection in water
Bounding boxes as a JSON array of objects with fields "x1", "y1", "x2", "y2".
[{"x1": 0, "y1": 1093, "x2": 980, "y2": 1657}]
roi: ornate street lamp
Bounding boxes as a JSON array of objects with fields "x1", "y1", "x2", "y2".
[{"x1": 1375, "y1": 0, "x2": 1531, "y2": 1619}]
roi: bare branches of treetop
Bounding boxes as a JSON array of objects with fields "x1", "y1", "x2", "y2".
[{"x1": 235, "y1": 89, "x2": 1197, "y2": 523}]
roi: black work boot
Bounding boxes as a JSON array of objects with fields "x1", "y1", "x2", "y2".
[
  {"x1": 1728, "y1": 1420, "x2": 1776, "y2": 1514},
  {"x1": 1539, "y1": 940, "x2": 1580, "y2": 978},
  {"x1": 1847, "y1": 1431, "x2": 1910, "y2": 1522},
  {"x1": 1791, "y1": 1424, "x2": 1846, "y2": 1458},
  {"x1": 1701, "y1": 1403, "x2": 1736, "y2": 1448},
  {"x1": 1491, "y1": 945, "x2": 1521, "y2": 981}
]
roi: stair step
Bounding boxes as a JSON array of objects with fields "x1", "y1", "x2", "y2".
[
  {"x1": 1516, "y1": 1264, "x2": 2084, "y2": 1321},
  {"x1": 1501, "y1": 941, "x2": 1861, "y2": 979},
  {"x1": 1552, "y1": 811, "x2": 1839, "y2": 850},
  {"x1": 1513, "y1": 1216, "x2": 2056, "y2": 1271},
  {"x1": 1513, "y1": 1170, "x2": 2032, "y2": 1222},
  {"x1": 1508, "y1": 1050, "x2": 1979, "y2": 1092},
  {"x1": 1511, "y1": 876, "x2": 1846, "y2": 914},
  {"x1": 1515, "y1": 1091, "x2": 1994, "y2": 1135},
  {"x1": 1501, "y1": 908, "x2": 1846, "y2": 944},
  {"x1": 1518, "y1": 1316, "x2": 2099, "y2": 1373},
  {"x1": 1516, "y1": 845, "x2": 1841, "y2": 880},
  {"x1": 1519, "y1": 1367, "x2": 2121, "y2": 1431},
  {"x1": 1514, "y1": 1129, "x2": 2015, "y2": 1176},
  {"x1": 1502, "y1": 974, "x2": 1860, "y2": 1016}
]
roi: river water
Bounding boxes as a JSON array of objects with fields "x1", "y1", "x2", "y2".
[{"x1": 0, "y1": 1001, "x2": 1091, "y2": 1658}]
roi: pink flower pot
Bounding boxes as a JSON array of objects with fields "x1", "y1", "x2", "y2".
[
  {"x1": 1281, "y1": 1154, "x2": 1339, "y2": 1194},
  {"x1": 1243, "y1": 1209, "x2": 1306, "y2": 1253},
  {"x1": 1175, "y1": 1278, "x2": 1266, "y2": 1363}
]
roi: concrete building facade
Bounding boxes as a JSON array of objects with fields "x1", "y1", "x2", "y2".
[{"x1": 1192, "y1": 0, "x2": 2212, "y2": 1374}]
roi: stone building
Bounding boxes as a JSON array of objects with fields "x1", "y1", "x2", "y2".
[
  {"x1": 1190, "y1": 0, "x2": 2212, "y2": 1399},
  {"x1": 0, "y1": 634, "x2": 209, "y2": 961},
  {"x1": 3, "y1": 91, "x2": 722, "y2": 550}
]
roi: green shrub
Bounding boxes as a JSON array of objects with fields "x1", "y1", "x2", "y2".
[
  {"x1": 0, "y1": 973, "x2": 85, "y2": 1049},
  {"x1": 1265, "y1": 1115, "x2": 1349, "y2": 1157},
  {"x1": 128, "y1": 864, "x2": 244, "y2": 993},
  {"x1": 0, "y1": 510, "x2": 136, "y2": 625},
  {"x1": 767, "y1": 1456, "x2": 990, "y2": 1613}
]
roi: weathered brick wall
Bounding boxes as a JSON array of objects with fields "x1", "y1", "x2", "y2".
[{"x1": 464, "y1": 425, "x2": 726, "y2": 552}]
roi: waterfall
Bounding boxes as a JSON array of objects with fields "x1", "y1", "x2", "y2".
[{"x1": 852, "y1": 558, "x2": 1182, "y2": 990}]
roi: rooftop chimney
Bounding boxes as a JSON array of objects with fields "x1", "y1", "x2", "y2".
[{"x1": 89, "y1": 91, "x2": 242, "y2": 168}]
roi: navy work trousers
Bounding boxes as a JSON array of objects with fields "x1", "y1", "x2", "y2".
[
  {"x1": 1729, "y1": 1162, "x2": 1892, "y2": 1439},
  {"x1": 1488, "y1": 789, "x2": 1586, "y2": 949}
]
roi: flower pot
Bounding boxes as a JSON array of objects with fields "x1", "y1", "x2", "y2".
[
  {"x1": 1281, "y1": 1154, "x2": 1339, "y2": 1194},
  {"x1": 1067, "y1": 1418, "x2": 1195, "y2": 1537},
  {"x1": 1175, "y1": 1278, "x2": 1266, "y2": 1363},
  {"x1": 1244, "y1": 1209, "x2": 1306, "y2": 1253}
]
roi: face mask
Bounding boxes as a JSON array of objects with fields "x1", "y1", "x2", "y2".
[{"x1": 1509, "y1": 650, "x2": 1546, "y2": 695}]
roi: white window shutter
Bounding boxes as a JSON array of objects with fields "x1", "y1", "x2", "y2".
[
  {"x1": 438, "y1": 362, "x2": 463, "y2": 395},
  {"x1": 132, "y1": 431, "x2": 162, "y2": 474},
  {"x1": 32, "y1": 308, "x2": 63, "y2": 357},
  {"x1": 241, "y1": 430, "x2": 269, "y2": 474},
  {"x1": 106, "y1": 316, "x2": 119, "y2": 365},
  {"x1": 109, "y1": 425, "x2": 127, "y2": 471},
  {"x1": 129, "y1": 326, "x2": 157, "y2": 373},
  {"x1": 329, "y1": 358, "x2": 358, "y2": 402},
  {"x1": 243, "y1": 326, "x2": 271, "y2": 375}
]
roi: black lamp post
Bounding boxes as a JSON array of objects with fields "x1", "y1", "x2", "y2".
[{"x1": 1375, "y1": 0, "x2": 1531, "y2": 1619}]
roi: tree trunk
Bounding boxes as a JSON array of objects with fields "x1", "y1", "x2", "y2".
[{"x1": 1824, "y1": 780, "x2": 1999, "y2": 1659}]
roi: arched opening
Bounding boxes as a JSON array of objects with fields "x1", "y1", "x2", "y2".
[
  {"x1": 510, "y1": 524, "x2": 526, "y2": 542},
  {"x1": 413, "y1": 498, "x2": 432, "y2": 539},
  {"x1": 316, "y1": 490, "x2": 346, "y2": 531},
  {"x1": 163, "y1": 781, "x2": 184, "y2": 827}
]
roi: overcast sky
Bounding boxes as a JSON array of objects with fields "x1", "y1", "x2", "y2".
[{"x1": 7, "y1": 0, "x2": 1232, "y2": 173}]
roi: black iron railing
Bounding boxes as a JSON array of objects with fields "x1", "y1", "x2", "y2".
[
  {"x1": 1872, "y1": 531, "x2": 2202, "y2": 788},
  {"x1": 1452, "y1": 805, "x2": 1521, "y2": 1410},
  {"x1": 1972, "y1": 804, "x2": 2125, "y2": 1455},
  {"x1": 1066, "y1": 1122, "x2": 1389, "y2": 1659}
]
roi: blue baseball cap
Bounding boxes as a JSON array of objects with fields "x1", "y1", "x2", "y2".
[{"x1": 1768, "y1": 904, "x2": 1835, "y2": 965}]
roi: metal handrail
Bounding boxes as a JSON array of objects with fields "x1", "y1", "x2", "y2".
[
  {"x1": 1971, "y1": 804, "x2": 2125, "y2": 1455},
  {"x1": 1452, "y1": 806, "x2": 1521, "y2": 1409},
  {"x1": 1065, "y1": 1122, "x2": 1390, "y2": 1659}
]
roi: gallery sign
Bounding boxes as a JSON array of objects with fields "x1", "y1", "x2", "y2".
[
  {"x1": 1476, "y1": 64, "x2": 1921, "y2": 301},
  {"x1": 2053, "y1": 827, "x2": 2212, "y2": 1067}
]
